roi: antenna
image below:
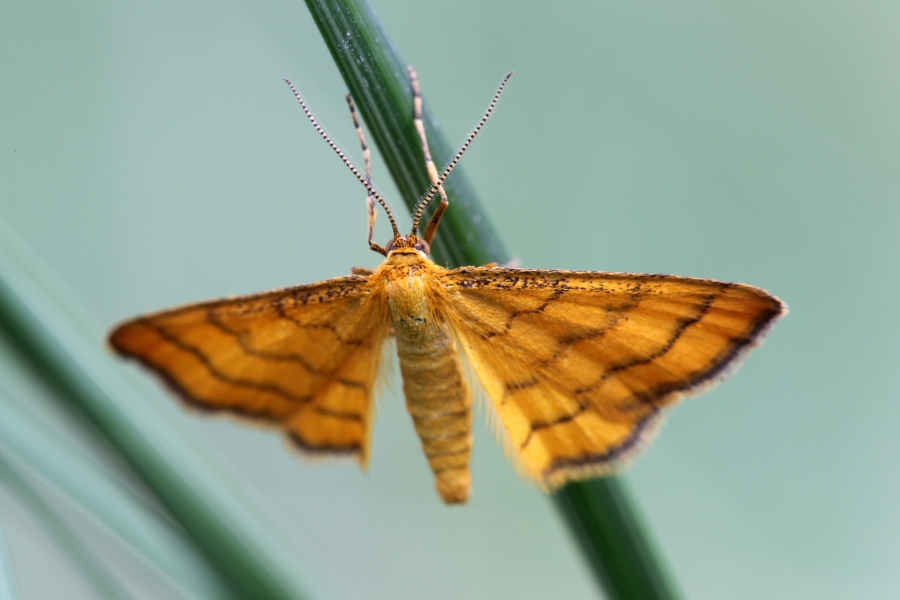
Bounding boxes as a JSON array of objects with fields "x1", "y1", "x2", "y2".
[
  {"x1": 284, "y1": 79, "x2": 400, "y2": 237},
  {"x1": 411, "y1": 72, "x2": 514, "y2": 233}
]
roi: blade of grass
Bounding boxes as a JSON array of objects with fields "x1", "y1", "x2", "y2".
[
  {"x1": 304, "y1": 0, "x2": 508, "y2": 268},
  {"x1": 304, "y1": 1, "x2": 683, "y2": 598},
  {"x1": 0, "y1": 388, "x2": 232, "y2": 599},
  {"x1": 0, "y1": 217, "x2": 332, "y2": 600},
  {"x1": 553, "y1": 476, "x2": 681, "y2": 600},
  {"x1": 0, "y1": 519, "x2": 18, "y2": 600},
  {"x1": 0, "y1": 450, "x2": 130, "y2": 600}
]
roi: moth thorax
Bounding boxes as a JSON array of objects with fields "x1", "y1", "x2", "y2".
[{"x1": 386, "y1": 276, "x2": 430, "y2": 337}]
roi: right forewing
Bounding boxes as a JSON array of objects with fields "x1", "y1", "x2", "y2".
[{"x1": 441, "y1": 267, "x2": 784, "y2": 486}]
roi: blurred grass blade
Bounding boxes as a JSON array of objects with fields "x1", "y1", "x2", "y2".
[
  {"x1": 304, "y1": 1, "x2": 682, "y2": 598},
  {"x1": 554, "y1": 478, "x2": 681, "y2": 600},
  {"x1": 0, "y1": 217, "x2": 333, "y2": 600},
  {"x1": 0, "y1": 519, "x2": 18, "y2": 600},
  {"x1": 0, "y1": 388, "x2": 232, "y2": 599},
  {"x1": 0, "y1": 450, "x2": 129, "y2": 600}
]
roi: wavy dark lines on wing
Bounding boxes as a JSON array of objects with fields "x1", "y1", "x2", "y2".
[{"x1": 143, "y1": 320, "x2": 314, "y2": 406}]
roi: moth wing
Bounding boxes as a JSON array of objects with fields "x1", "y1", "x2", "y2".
[
  {"x1": 442, "y1": 267, "x2": 785, "y2": 487},
  {"x1": 109, "y1": 275, "x2": 390, "y2": 466}
]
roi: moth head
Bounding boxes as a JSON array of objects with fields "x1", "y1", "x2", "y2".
[{"x1": 385, "y1": 234, "x2": 430, "y2": 258}]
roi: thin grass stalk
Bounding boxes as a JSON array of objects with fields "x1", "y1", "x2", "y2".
[
  {"x1": 0, "y1": 451, "x2": 129, "y2": 600},
  {"x1": 0, "y1": 219, "x2": 329, "y2": 600},
  {"x1": 0, "y1": 519, "x2": 18, "y2": 600},
  {"x1": 303, "y1": 1, "x2": 683, "y2": 598},
  {"x1": 0, "y1": 389, "x2": 232, "y2": 599}
]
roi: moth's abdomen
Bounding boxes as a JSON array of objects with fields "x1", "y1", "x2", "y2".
[{"x1": 388, "y1": 275, "x2": 472, "y2": 504}]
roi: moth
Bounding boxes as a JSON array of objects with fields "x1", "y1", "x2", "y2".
[{"x1": 109, "y1": 68, "x2": 785, "y2": 504}]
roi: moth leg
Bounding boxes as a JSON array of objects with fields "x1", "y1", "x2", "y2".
[
  {"x1": 345, "y1": 94, "x2": 387, "y2": 256},
  {"x1": 350, "y1": 266, "x2": 374, "y2": 276},
  {"x1": 408, "y1": 67, "x2": 449, "y2": 247}
]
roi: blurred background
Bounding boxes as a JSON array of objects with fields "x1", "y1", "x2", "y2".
[{"x1": 1, "y1": 1, "x2": 898, "y2": 598}]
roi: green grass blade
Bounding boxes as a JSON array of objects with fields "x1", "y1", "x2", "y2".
[
  {"x1": 304, "y1": 1, "x2": 683, "y2": 597},
  {"x1": 304, "y1": 0, "x2": 509, "y2": 268},
  {"x1": 0, "y1": 451, "x2": 130, "y2": 600},
  {"x1": 553, "y1": 478, "x2": 682, "y2": 600},
  {"x1": 0, "y1": 388, "x2": 232, "y2": 599},
  {"x1": 0, "y1": 519, "x2": 19, "y2": 600},
  {"x1": 0, "y1": 218, "x2": 331, "y2": 600}
]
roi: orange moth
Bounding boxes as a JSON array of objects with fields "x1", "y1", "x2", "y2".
[{"x1": 109, "y1": 69, "x2": 785, "y2": 504}]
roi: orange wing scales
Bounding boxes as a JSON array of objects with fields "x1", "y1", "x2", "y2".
[
  {"x1": 110, "y1": 256, "x2": 783, "y2": 499},
  {"x1": 109, "y1": 276, "x2": 389, "y2": 465},
  {"x1": 443, "y1": 268, "x2": 784, "y2": 487}
]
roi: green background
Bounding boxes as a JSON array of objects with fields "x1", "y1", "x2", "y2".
[{"x1": 2, "y1": 1, "x2": 898, "y2": 598}]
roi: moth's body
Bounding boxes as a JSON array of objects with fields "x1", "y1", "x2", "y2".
[
  {"x1": 108, "y1": 69, "x2": 785, "y2": 504},
  {"x1": 375, "y1": 246, "x2": 473, "y2": 503}
]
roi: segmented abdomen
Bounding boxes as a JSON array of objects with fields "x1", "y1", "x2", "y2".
[{"x1": 388, "y1": 278, "x2": 472, "y2": 504}]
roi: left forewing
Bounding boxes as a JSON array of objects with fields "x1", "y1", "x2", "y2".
[
  {"x1": 109, "y1": 275, "x2": 391, "y2": 466},
  {"x1": 441, "y1": 267, "x2": 785, "y2": 487}
]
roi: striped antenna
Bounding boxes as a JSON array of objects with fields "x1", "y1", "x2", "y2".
[
  {"x1": 284, "y1": 78, "x2": 400, "y2": 237},
  {"x1": 411, "y1": 72, "x2": 514, "y2": 234}
]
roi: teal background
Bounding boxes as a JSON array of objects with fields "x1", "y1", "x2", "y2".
[{"x1": 2, "y1": 1, "x2": 898, "y2": 598}]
